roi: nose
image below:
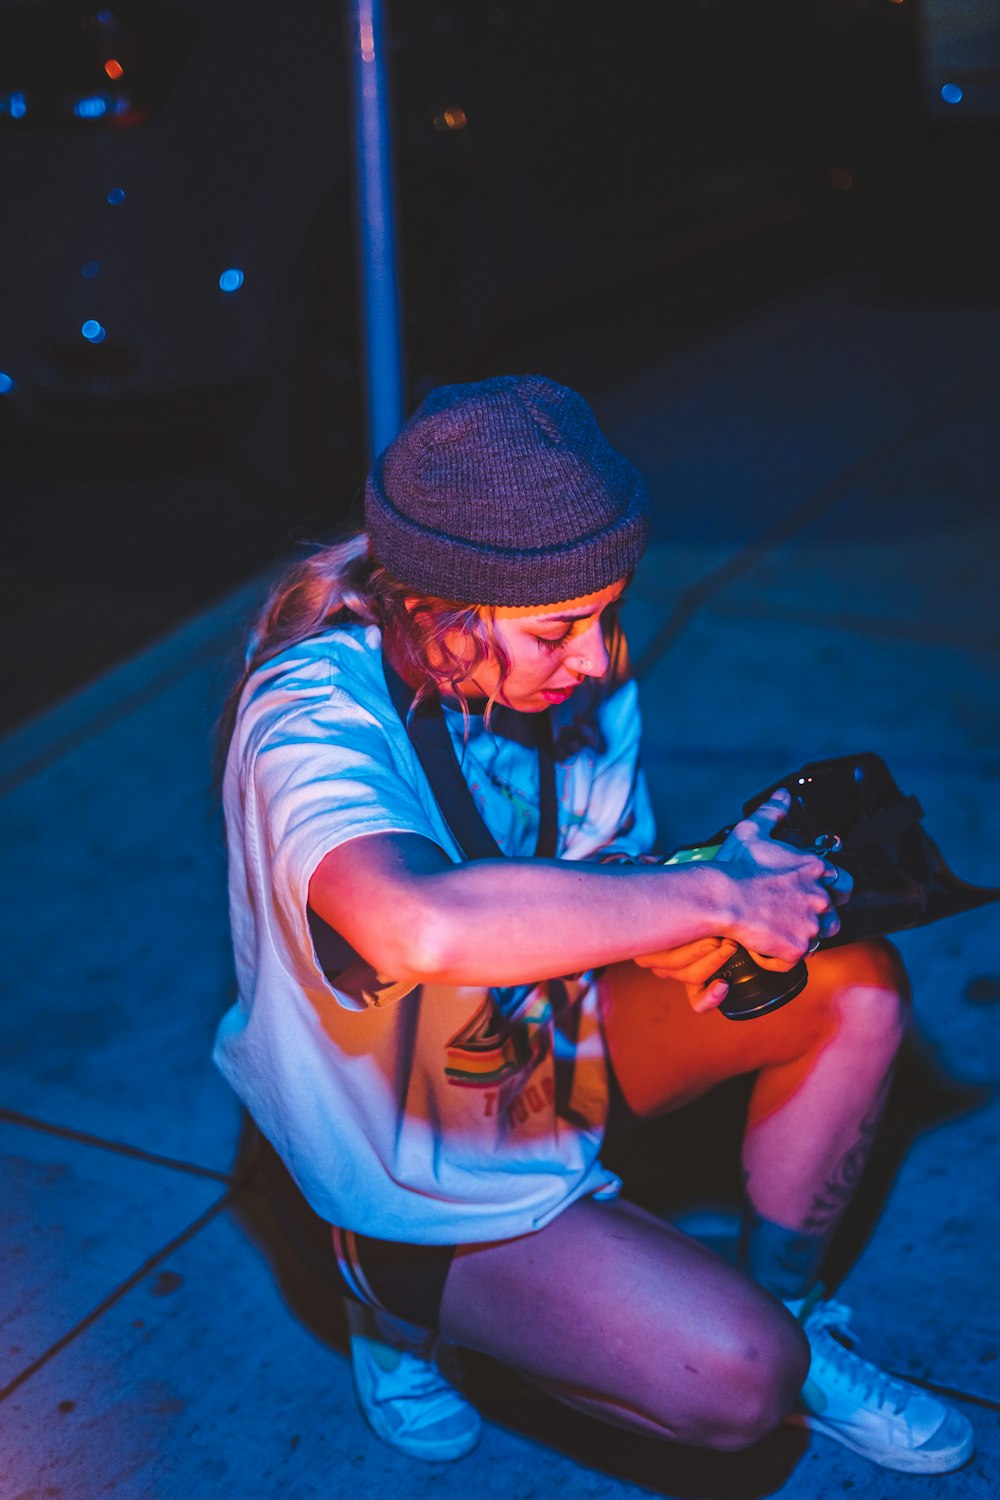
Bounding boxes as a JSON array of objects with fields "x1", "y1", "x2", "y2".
[{"x1": 570, "y1": 619, "x2": 611, "y2": 679}]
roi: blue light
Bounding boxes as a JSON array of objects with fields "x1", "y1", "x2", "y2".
[
  {"x1": 107, "y1": 186, "x2": 126, "y2": 204},
  {"x1": 81, "y1": 319, "x2": 106, "y2": 344},
  {"x1": 0, "y1": 372, "x2": 14, "y2": 395},
  {"x1": 81, "y1": 260, "x2": 101, "y2": 279},
  {"x1": 97, "y1": 8, "x2": 113, "y2": 22},
  {"x1": 219, "y1": 268, "x2": 245, "y2": 293},
  {"x1": 941, "y1": 83, "x2": 964, "y2": 105},
  {"x1": 75, "y1": 96, "x2": 108, "y2": 119},
  {"x1": 7, "y1": 92, "x2": 27, "y2": 119}
]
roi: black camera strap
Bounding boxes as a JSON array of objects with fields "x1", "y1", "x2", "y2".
[
  {"x1": 382, "y1": 649, "x2": 558, "y2": 861},
  {"x1": 307, "y1": 650, "x2": 558, "y2": 989}
]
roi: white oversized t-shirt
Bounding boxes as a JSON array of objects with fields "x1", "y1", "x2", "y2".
[{"x1": 214, "y1": 625, "x2": 656, "y2": 1243}]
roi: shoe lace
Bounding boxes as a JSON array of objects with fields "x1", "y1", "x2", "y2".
[
  {"x1": 392, "y1": 1348, "x2": 450, "y2": 1394},
  {"x1": 808, "y1": 1300, "x2": 911, "y2": 1416},
  {"x1": 369, "y1": 1342, "x2": 467, "y2": 1424}
]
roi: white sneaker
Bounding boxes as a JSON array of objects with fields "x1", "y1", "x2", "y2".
[
  {"x1": 786, "y1": 1295, "x2": 974, "y2": 1474},
  {"x1": 344, "y1": 1299, "x2": 482, "y2": 1461}
]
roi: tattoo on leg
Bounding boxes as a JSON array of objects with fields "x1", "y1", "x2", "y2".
[{"x1": 800, "y1": 1069, "x2": 894, "y2": 1237}]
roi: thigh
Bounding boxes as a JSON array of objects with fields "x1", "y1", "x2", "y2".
[
  {"x1": 600, "y1": 941, "x2": 904, "y2": 1120},
  {"x1": 438, "y1": 1194, "x2": 806, "y2": 1445}
]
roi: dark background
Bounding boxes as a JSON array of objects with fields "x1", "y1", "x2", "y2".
[{"x1": 2, "y1": 0, "x2": 997, "y2": 734}]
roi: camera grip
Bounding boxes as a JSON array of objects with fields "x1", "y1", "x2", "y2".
[{"x1": 716, "y1": 946, "x2": 809, "y2": 1020}]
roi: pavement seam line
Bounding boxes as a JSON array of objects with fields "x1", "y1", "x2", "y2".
[
  {"x1": 0, "y1": 1191, "x2": 233, "y2": 1404},
  {"x1": 707, "y1": 597, "x2": 1000, "y2": 655},
  {"x1": 633, "y1": 363, "x2": 1000, "y2": 683},
  {"x1": 0, "y1": 565, "x2": 282, "y2": 800},
  {"x1": 883, "y1": 1372, "x2": 1000, "y2": 1415},
  {"x1": 0, "y1": 1105, "x2": 239, "y2": 1185},
  {"x1": 0, "y1": 630, "x2": 235, "y2": 801}
]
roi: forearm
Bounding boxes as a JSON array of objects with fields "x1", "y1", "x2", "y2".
[
  {"x1": 415, "y1": 858, "x2": 733, "y2": 984},
  {"x1": 310, "y1": 835, "x2": 734, "y2": 986}
]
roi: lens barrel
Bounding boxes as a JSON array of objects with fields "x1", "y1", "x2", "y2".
[{"x1": 717, "y1": 947, "x2": 809, "y2": 1019}]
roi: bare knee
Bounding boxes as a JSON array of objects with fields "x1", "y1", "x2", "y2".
[
  {"x1": 811, "y1": 938, "x2": 909, "y2": 1055},
  {"x1": 676, "y1": 1305, "x2": 810, "y2": 1451},
  {"x1": 838, "y1": 938, "x2": 909, "y2": 1042}
]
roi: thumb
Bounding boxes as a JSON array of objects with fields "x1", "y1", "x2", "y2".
[
  {"x1": 691, "y1": 978, "x2": 729, "y2": 1013},
  {"x1": 744, "y1": 788, "x2": 791, "y2": 835}
]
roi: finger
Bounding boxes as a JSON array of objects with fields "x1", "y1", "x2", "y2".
[
  {"x1": 633, "y1": 952, "x2": 663, "y2": 970},
  {"x1": 632, "y1": 937, "x2": 729, "y2": 972},
  {"x1": 691, "y1": 978, "x2": 729, "y2": 1013},
  {"x1": 660, "y1": 937, "x2": 728, "y2": 966},
  {"x1": 820, "y1": 863, "x2": 854, "y2": 905},
  {"x1": 671, "y1": 951, "x2": 740, "y2": 985},
  {"x1": 668, "y1": 936, "x2": 740, "y2": 984},
  {"x1": 745, "y1": 948, "x2": 802, "y2": 973},
  {"x1": 818, "y1": 907, "x2": 841, "y2": 940},
  {"x1": 743, "y1": 789, "x2": 792, "y2": 834}
]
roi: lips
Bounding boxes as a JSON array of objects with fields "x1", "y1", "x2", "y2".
[{"x1": 541, "y1": 683, "x2": 579, "y2": 703}]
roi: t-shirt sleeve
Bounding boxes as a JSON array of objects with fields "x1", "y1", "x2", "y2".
[{"x1": 241, "y1": 686, "x2": 444, "y2": 1009}]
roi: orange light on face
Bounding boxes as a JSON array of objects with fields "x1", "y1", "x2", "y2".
[{"x1": 104, "y1": 58, "x2": 124, "y2": 79}]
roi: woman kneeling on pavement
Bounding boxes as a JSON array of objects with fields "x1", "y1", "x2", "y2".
[{"x1": 214, "y1": 376, "x2": 972, "y2": 1473}]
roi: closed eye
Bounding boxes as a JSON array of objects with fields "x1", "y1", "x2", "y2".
[{"x1": 535, "y1": 629, "x2": 573, "y2": 653}]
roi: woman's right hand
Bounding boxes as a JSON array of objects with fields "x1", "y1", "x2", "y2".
[{"x1": 714, "y1": 789, "x2": 851, "y2": 970}]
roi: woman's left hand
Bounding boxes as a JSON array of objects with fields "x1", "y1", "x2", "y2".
[{"x1": 632, "y1": 936, "x2": 739, "y2": 1012}]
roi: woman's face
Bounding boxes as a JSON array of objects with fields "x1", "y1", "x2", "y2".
[{"x1": 451, "y1": 579, "x2": 626, "y2": 713}]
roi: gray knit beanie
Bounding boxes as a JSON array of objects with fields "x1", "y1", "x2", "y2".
[{"x1": 364, "y1": 374, "x2": 648, "y2": 606}]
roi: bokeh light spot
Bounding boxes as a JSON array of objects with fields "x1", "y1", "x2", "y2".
[
  {"x1": 941, "y1": 83, "x2": 964, "y2": 105},
  {"x1": 0, "y1": 372, "x2": 15, "y2": 394},
  {"x1": 107, "y1": 187, "x2": 126, "y2": 204},
  {"x1": 434, "y1": 106, "x2": 468, "y2": 131},
  {"x1": 81, "y1": 319, "x2": 106, "y2": 343},
  {"x1": 81, "y1": 260, "x2": 101, "y2": 278},
  {"x1": 74, "y1": 96, "x2": 108, "y2": 118},
  {"x1": 219, "y1": 268, "x2": 245, "y2": 293},
  {"x1": 104, "y1": 58, "x2": 124, "y2": 80}
]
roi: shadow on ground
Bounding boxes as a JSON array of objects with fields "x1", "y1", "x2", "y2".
[{"x1": 227, "y1": 1023, "x2": 989, "y2": 1498}]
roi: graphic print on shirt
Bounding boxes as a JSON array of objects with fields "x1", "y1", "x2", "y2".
[
  {"x1": 466, "y1": 771, "x2": 540, "y2": 853},
  {"x1": 444, "y1": 990, "x2": 552, "y2": 1089}
]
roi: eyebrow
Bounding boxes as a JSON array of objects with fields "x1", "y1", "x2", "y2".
[{"x1": 540, "y1": 597, "x2": 625, "y2": 624}]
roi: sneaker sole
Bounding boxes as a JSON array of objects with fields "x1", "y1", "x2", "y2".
[{"x1": 786, "y1": 1410, "x2": 975, "y2": 1474}]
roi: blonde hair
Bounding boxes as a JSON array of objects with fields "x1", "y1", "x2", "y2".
[{"x1": 219, "y1": 529, "x2": 628, "y2": 765}]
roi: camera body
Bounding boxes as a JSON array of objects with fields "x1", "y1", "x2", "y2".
[
  {"x1": 663, "y1": 835, "x2": 814, "y2": 1020},
  {"x1": 663, "y1": 752, "x2": 999, "y2": 1020}
]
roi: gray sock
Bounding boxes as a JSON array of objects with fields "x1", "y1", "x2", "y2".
[{"x1": 740, "y1": 1211, "x2": 830, "y2": 1301}]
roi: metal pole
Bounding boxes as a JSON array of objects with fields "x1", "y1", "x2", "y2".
[{"x1": 348, "y1": 0, "x2": 405, "y2": 461}]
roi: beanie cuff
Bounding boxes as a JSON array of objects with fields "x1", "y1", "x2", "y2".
[
  {"x1": 362, "y1": 374, "x2": 650, "y2": 606},
  {"x1": 365, "y1": 474, "x2": 648, "y2": 606}
]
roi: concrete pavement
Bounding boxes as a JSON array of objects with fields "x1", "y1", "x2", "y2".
[{"x1": 2, "y1": 276, "x2": 998, "y2": 1498}]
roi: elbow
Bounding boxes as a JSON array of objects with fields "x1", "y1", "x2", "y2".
[{"x1": 363, "y1": 895, "x2": 459, "y2": 985}]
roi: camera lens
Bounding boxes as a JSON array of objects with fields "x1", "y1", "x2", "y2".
[{"x1": 717, "y1": 949, "x2": 809, "y2": 1019}]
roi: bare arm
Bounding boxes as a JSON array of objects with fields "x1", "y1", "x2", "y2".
[{"x1": 307, "y1": 793, "x2": 846, "y2": 989}]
